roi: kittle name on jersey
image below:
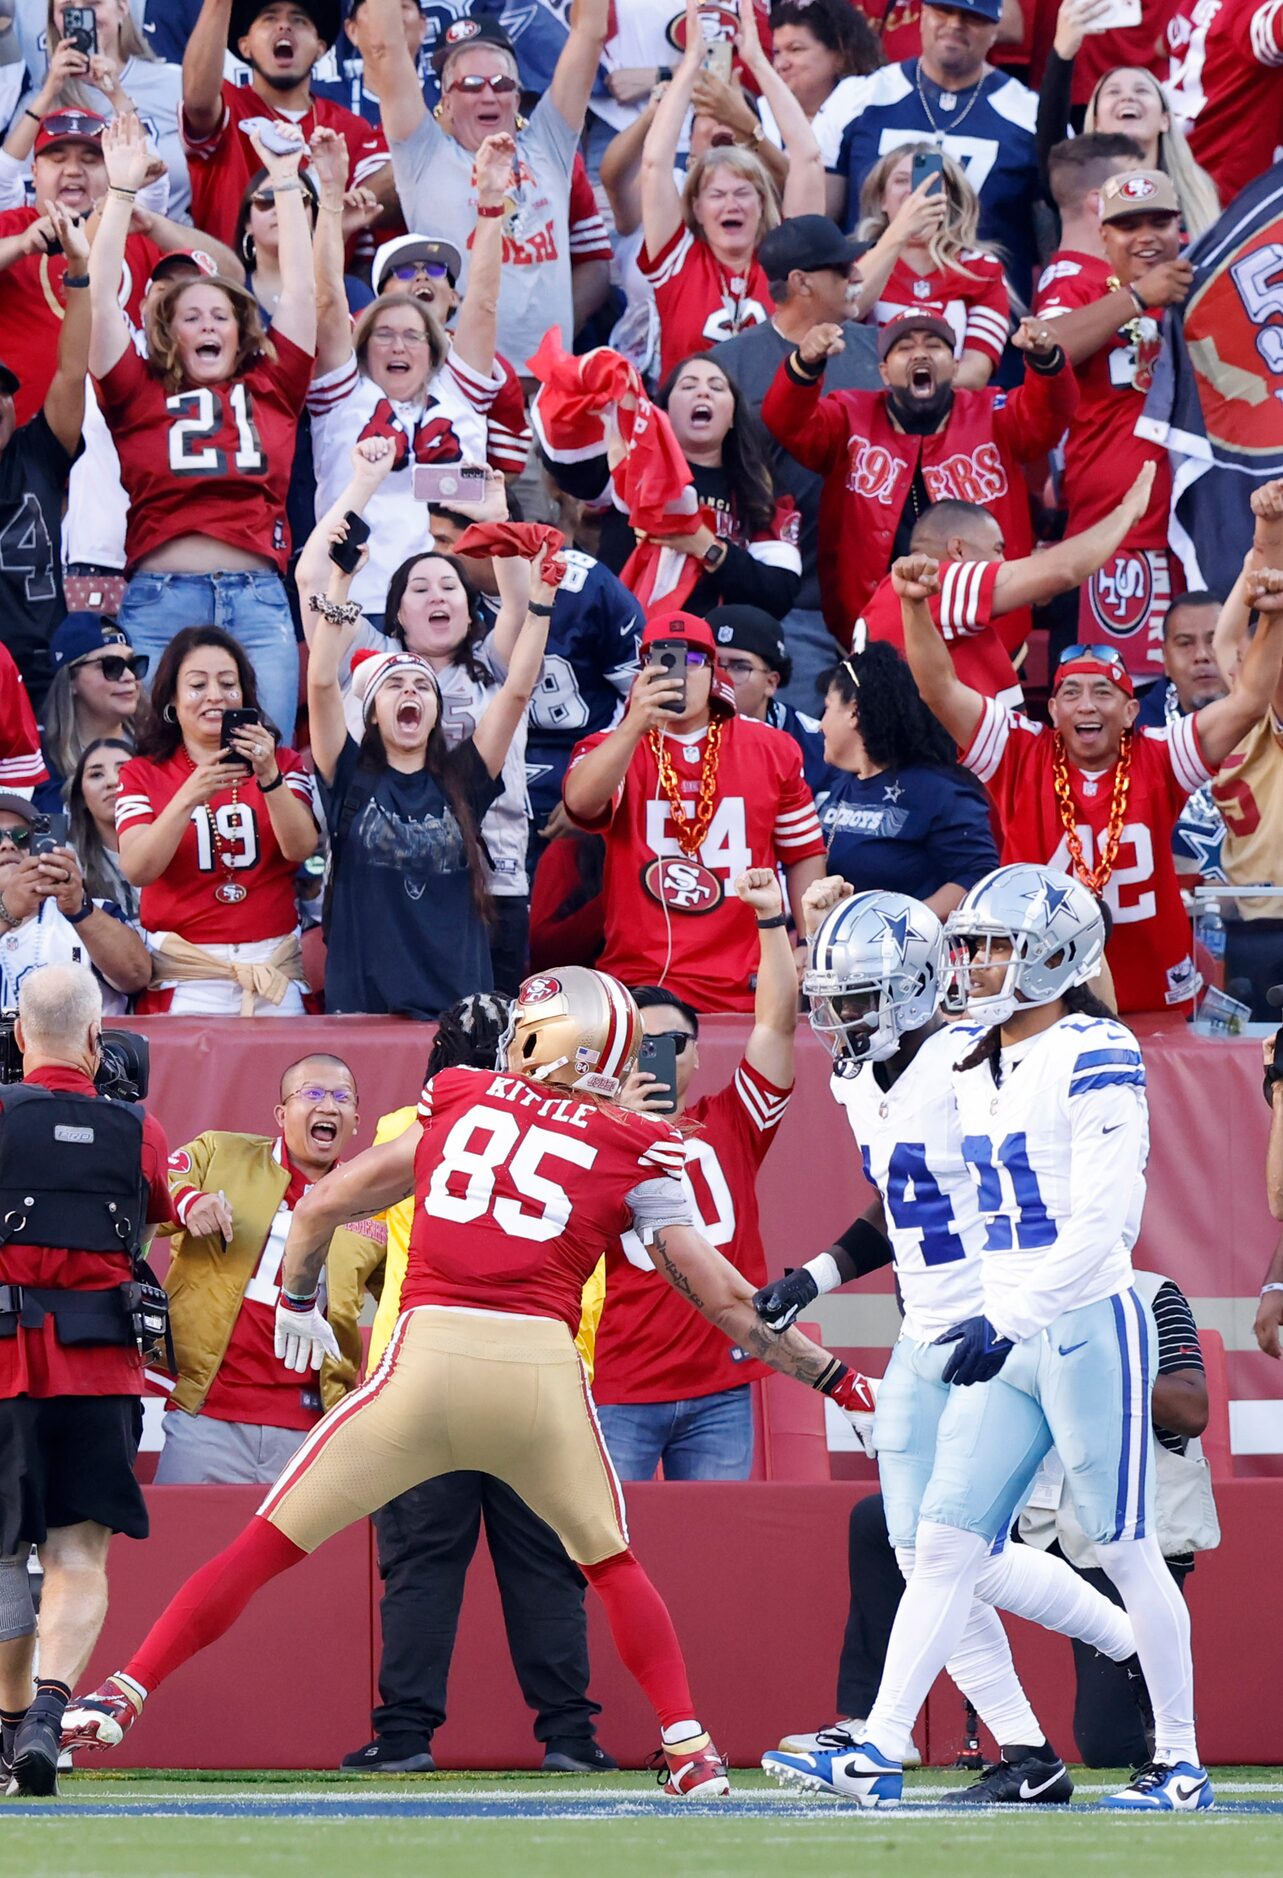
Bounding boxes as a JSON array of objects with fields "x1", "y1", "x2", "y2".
[{"x1": 484, "y1": 1075, "x2": 595, "y2": 1130}]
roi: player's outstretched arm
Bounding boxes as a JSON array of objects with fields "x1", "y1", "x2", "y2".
[
  {"x1": 280, "y1": 1130, "x2": 421, "y2": 1302},
  {"x1": 893, "y1": 554, "x2": 984, "y2": 751}
]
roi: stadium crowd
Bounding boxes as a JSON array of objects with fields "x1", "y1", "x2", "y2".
[{"x1": 1, "y1": 0, "x2": 1283, "y2": 1794}]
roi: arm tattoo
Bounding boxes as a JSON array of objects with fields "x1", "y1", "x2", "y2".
[{"x1": 650, "y1": 1232, "x2": 706, "y2": 1310}]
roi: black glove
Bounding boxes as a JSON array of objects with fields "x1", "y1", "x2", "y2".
[
  {"x1": 751, "y1": 1267, "x2": 819, "y2": 1334},
  {"x1": 934, "y1": 1315, "x2": 1013, "y2": 1386}
]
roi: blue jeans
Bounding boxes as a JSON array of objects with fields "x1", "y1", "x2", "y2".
[
  {"x1": 119, "y1": 570, "x2": 299, "y2": 744},
  {"x1": 596, "y1": 1385, "x2": 754, "y2": 1481}
]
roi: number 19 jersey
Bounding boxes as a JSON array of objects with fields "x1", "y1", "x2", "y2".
[
  {"x1": 402, "y1": 1066, "x2": 692, "y2": 1335},
  {"x1": 830, "y1": 1024, "x2": 988, "y2": 1342}
]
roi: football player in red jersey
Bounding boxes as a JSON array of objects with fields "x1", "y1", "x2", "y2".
[
  {"x1": 63, "y1": 967, "x2": 875, "y2": 1797},
  {"x1": 897, "y1": 553, "x2": 1283, "y2": 1013},
  {"x1": 564, "y1": 610, "x2": 827, "y2": 1012},
  {"x1": 1167, "y1": 0, "x2": 1283, "y2": 207}
]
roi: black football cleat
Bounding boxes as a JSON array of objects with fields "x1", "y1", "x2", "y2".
[
  {"x1": 541, "y1": 1737, "x2": 619, "y2": 1773},
  {"x1": 10, "y1": 1713, "x2": 60, "y2": 1797},
  {"x1": 951, "y1": 1744, "x2": 1073, "y2": 1806},
  {"x1": 339, "y1": 1737, "x2": 435, "y2": 1774}
]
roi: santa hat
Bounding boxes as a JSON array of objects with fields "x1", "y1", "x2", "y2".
[{"x1": 350, "y1": 647, "x2": 437, "y2": 723}]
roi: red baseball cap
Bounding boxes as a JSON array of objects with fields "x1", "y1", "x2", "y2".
[
  {"x1": 33, "y1": 109, "x2": 106, "y2": 158},
  {"x1": 144, "y1": 249, "x2": 220, "y2": 296},
  {"x1": 640, "y1": 611, "x2": 718, "y2": 657},
  {"x1": 1052, "y1": 643, "x2": 1135, "y2": 697}
]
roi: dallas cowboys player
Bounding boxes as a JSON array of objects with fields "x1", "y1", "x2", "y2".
[
  {"x1": 796, "y1": 863, "x2": 1211, "y2": 1813},
  {"x1": 758, "y1": 880, "x2": 1140, "y2": 1806}
]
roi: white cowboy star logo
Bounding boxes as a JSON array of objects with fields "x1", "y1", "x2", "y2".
[{"x1": 883, "y1": 780, "x2": 904, "y2": 803}]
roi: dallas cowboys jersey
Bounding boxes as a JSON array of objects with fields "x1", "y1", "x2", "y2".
[
  {"x1": 834, "y1": 61, "x2": 1040, "y2": 295},
  {"x1": 950, "y1": 1016, "x2": 1150, "y2": 1345},
  {"x1": 524, "y1": 550, "x2": 643, "y2": 821},
  {"x1": 829, "y1": 1022, "x2": 989, "y2": 1341}
]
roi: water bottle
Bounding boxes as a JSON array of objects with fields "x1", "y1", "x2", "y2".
[{"x1": 1200, "y1": 898, "x2": 1227, "y2": 994}]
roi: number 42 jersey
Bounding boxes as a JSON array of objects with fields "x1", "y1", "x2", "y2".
[
  {"x1": 830, "y1": 1023, "x2": 989, "y2": 1342},
  {"x1": 401, "y1": 1066, "x2": 693, "y2": 1335}
]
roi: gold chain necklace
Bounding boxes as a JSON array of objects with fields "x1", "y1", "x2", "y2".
[
  {"x1": 649, "y1": 718, "x2": 724, "y2": 859},
  {"x1": 1051, "y1": 729, "x2": 1132, "y2": 895}
]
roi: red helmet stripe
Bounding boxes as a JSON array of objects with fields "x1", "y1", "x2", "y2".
[{"x1": 596, "y1": 973, "x2": 632, "y2": 1080}]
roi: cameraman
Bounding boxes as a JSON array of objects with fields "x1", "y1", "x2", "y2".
[
  {"x1": 0, "y1": 963, "x2": 176, "y2": 1796},
  {"x1": 0, "y1": 794, "x2": 150, "y2": 1013},
  {"x1": 1256, "y1": 1032, "x2": 1283, "y2": 1355}
]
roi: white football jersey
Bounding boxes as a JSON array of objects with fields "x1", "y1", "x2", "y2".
[
  {"x1": 950, "y1": 1014, "x2": 1149, "y2": 1344},
  {"x1": 830, "y1": 1023, "x2": 989, "y2": 1341}
]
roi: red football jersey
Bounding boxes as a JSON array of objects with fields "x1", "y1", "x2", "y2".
[
  {"x1": 95, "y1": 332, "x2": 314, "y2": 573},
  {"x1": 964, "y1": 694, "x2": 1211, "y2": 1012},
  {"x1": 593, "y1": 1057, "x2": 790, "y2": 1405},
  {"x1": 568, "y1": 152, "x2": 613, "y2": 264},
  {"x1": 640, "y1": 227, "x2": 774, "y2": 379},
  {"x1": 856, "y1": 559, "x2": 1025, "y2": 702},
  {"x1": 401, "y1": 1065, "x2": 689, "y2": 1334},
  {"x1": 0, "y1": 1067, "x2": 176, "y2": 1400},
  {"x1": 565, "y1": 713, "x2": 826, "y2": 1013},
  {"x1": 870, "y1": 252, "x2": 1011, "y2": 368},
  {"x1": 115, "y1": 747, "x2": 315, "y2": 943},
  {"x1": 0, "y1": 644, "x2": 47, "y2": 792},
  {"x1": 182, "y1": 83, "x2": 389, "y2": 247},
  {"x1": 487, "y1": 354, "x2": 533, "y2": 476},
  {"x1": 1167, "y1": 0, "x2": 1283, "y2": 205},
  {"x1": 0, "y1": 211, "x2": 159, "y2": 426}
]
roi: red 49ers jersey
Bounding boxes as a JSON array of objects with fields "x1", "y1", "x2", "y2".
[
  {"x1": 115, "y1": 748, "x2": 315, "y2": 943},
  {"x1": 401, "y1": 1066, "x2": 690, "y2": 1334},
  {"x1": 94, "y1": 332, "x2": 314, "y2": 573},
  {"x1": 593, "y1": 1056, "x2": 790, "y2": 1405},
  {"x1": 856, "y1": 560, "x2": 1024, "y2": 703},
  {"x1": 1167, "y1": 0, "x2": 1283, "y2": 206},
  {"x1": 565, "y1": 713, "x2": 826, "y2": 1012},
  {"x1": 964, "y1": 695, "x2": 1211, "y2": 1012},
  {"x1": 870, "y1": 252, "x2": 1011, "y2": 369},
  {"x1": 640, "y1": 227, "x2": 774, "y2": 379}
]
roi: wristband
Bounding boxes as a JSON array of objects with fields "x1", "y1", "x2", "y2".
[
  {"x1": 319, "y1": 200, "x2": 345, "y2": 213},
  {"x1": 1027, "y1": 343, "x2": 1065, "y2": 376},
  {"x1": 63, "y1": 273, "x2": 89, "y2": 289},
  {"x1": 803, "y1": 1251, "x2": 844, "y2": 1296},
  {"x1": 108, "y1": 186, "x2": 137, "y2": 202},
  {"x1": 260, "y1": 770, "x2": 286, "y2": 794},
  {"x1": 835, "y1": 1214, "x2": 894, "y2": 1278},
  {"x1": 787, "y1": 348, "x2": 825, "y2": 384},
  {"x1": 272, "y1": 178, "x2": 303, "y2": 194},
  {"x1": 756, "y1": 914, "x2": 787, "y2": 928},
  {"x1": 1262, "y1": 1283, "x2": 1283, "y2": 1297},
  {"x1": 527, "y1": 601, "x2": 555, "y2": 617},
  {"x1": 812, "y1": 1356, "x2": 847, "y2": 1395},
  {"x1": 25, "y1": 109, "x2": 42, "y2": 124},
  {"x1": 65, "y1": 893, "x2": 94, "y2": 925},
  {"x1": 1130, "y1": 285, "x2": 1150, "y2": 315},
  {"x1": 656, "y1": 65, "x2": 672, "y2": 83},
  {"x1": 281, "y1": 1286, "x2": 319, "y2": 1308},
  {"x1": 476, "y1": 203, "x2": 505, "y2": 218}
]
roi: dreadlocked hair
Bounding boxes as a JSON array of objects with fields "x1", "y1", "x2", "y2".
[
  {"x1": 427, "y1": 994, "x2": 513, "y2": 1075},
  {"x1": 823, "y1": 642, "x2": 987, "y2": 800},
  {"x1": 954, "y1": 981, "x2": 1117, "y2": 1082}
]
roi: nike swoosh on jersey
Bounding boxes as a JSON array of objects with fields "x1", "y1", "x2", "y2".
[
  {"x1": 1057, "y1": 1339, "x2": 1089, "y2": 1356},
  {"x1": 1019, "y1": 1770, "x2": 1066, "y2": 1799},
  {"x1": 1102, "y1": 1123, "x2": 1124, "y2": 1134}
]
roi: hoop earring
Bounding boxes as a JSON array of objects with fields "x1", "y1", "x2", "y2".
[{"x1": 162, "y1": 703, "x2": 178, "y2": 724}]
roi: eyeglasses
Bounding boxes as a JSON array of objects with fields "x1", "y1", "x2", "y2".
[
  {"x1": 648, "y1": 1031, "x2": 693, "y2": 1055},
  {"x1": 446, "y1": 73, "x2": 519, "y2": 95},
  {"x1": 75, "y1": 653, "x2": 149, "y2": 681},
  {"x1": 0, "y1": 825, "x2": 33, "y2": 849},
  {"x1": 389, "y1": 260, "x2": 451, "y2": 282},
  {"x1": 718, "y1": 656, "x2": 767, "y2": 679},
  {"x1": 368, "y1": 326, "x2": 431, "y2": 347},
  {"x1": 285, "y1": 1086, "x2": 356, "y2": 1106}
]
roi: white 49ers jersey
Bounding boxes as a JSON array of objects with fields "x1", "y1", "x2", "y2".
[{"x1": 830, "y1": 1024, "x2": 988, "y2": 1342}]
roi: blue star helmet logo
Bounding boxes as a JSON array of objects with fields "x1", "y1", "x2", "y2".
[
  {"x1": 1023, "y1": 878, "x2": 1070, "y2": 926},
  {"x1": 874, "y1": 907, "x2": 926, "y2": 959}
]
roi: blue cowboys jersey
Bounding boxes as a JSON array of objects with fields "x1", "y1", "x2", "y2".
[
  {"x1": 525, "y1": 550, "x2": 642, "y2": 822},
  {"x1": 829, "y1": 1023, "x2": 989, "y2": 1341},
  {"x1": 950, "y1": 1015, "x2": 1150, "y2": 1345},
  {"x1": 766, "y1": 697, "x2": 823, "y2": 774},
  {"x1": 834, "y1": 61, "x2": 1039, "y2": 296}
]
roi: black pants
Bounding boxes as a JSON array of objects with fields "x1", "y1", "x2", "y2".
[
  {"x1": 836, "y1": 1493, "x2": 905, "y2": 1720},
  {"x1": 370, "y1": 1471, "x2": 600, "y2": 1748},
  {"x1": 1052, "y1": 1543, "x2": 1191, "y2": 1768}
]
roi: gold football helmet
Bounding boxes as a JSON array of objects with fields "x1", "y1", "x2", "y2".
[{"x1": 506, "y1": 968, "x2": 643, "y2": 1100}]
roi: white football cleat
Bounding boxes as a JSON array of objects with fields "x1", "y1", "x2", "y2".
[
  {"x1": 762, "y1": 1738, "x2": 903, "y2": 1807},
  {"x1": 776, "y1": 1720, "x2": 921, "y2": 1769}
]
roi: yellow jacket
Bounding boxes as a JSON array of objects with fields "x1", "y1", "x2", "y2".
[
  {"x1": 160, "y1": 1131, "x2": 384, "y2": 1415},
  {"x1": 367, "y1": 1106, "x2": 605, "y2": 1379}
]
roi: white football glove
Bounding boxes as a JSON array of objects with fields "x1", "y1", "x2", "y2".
[
  {"x1": 843, "y1": 1372, "x2": 880, "y2": 1457},
  {"x1": 274, "y1": 1295, "x2": 341, "y2": 1374}
]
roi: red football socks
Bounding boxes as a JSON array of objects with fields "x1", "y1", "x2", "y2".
[
  {"x1": 125, "y1": 1517, "x2": 305, "y2": 1694},
  {"x1": 582, "y1": 1548, "x2": 695, "y2": 1732}
]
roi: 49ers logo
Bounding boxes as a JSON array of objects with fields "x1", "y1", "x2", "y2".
[
  {"x1": 520, "y1": 975, "x2": 562, "y2": 1004},
  {"x1": 1088, "y1": 549, "x2": 1170, "y2": 649},
  {"x1": 642, "y1": 858, "x2": 725, "y2": 913}
]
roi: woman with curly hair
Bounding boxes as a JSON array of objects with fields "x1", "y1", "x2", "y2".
[
  {"x1": 852, "y1": 143, "x2": 1012, "y2": 389},
  {"x1": 810, "y1": 641, "x2": 997, "y2": 917},
  {"x1": 88, "y1": 111, "x2": 315, "y2": 740},
  {"x1": 763, "y1": 0, "x2": 883, "y2": 167}
]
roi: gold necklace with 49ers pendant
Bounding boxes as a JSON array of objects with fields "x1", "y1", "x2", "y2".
[
  {"x1": 1050, "y1": 728, "x2": 1133, "y2": 895},
  {"x1": 648, "y1": 717, "x2": 724, "y2": 859}
]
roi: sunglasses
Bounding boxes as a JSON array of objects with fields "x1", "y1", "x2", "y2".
[
  {"x1": 389, "y1": 260, "x2": 452, "y2": 282},
  {"x1": 1057, "y1": 643, "x2": 1126, "y2": 671},
  {"x1": 649, "y1": 649, "x2": 711, "y2": 669},
  {"x1": 75, "y1": 653, "x2": 148, "y2": 681},
  {"x1": 648, "y1": 1030, "x2": 693, "y2": 1056},
  {"x1": 40, "y1": 111, "x2": 103, "y2": 142},
  {"x1": 285, "y1": 1086, "x2": 356, "y2": 1106},
  {"x1": 446, "y1": 73, "x2": 519, "y2": 95},
  {"x1": 0, "y1": 825, "x2": 33, "y2": 849}
]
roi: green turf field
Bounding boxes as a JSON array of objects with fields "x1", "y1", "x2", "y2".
[{"x1": 4, "y1": 1767, "x2": 1282, "y2": 1878}]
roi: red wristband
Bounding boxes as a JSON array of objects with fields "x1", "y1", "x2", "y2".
[{"x1": 476, "y1": 203, "x2": 505, "y2": 218}]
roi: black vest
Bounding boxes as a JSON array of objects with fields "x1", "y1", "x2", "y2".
[{"x1": 0, "y1": 1082, "x2": 149, "y2": 1260}]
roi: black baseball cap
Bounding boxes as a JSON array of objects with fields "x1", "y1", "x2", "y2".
[
  {"x1": 229, "y1": 1, "x2": 340, "y2": 47},
  {"x1": 432, "y1": 13, "x2": 517, "y2": 75},
  {"x1": 758, "y1": 215, "x2": 859, "y2": 281},
  {"x1": 708, "y1": 606, "x2": 793, "y2": 684}
]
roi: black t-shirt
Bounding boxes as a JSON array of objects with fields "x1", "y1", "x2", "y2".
[
  {"x1": 320, "y1": 735, "x2": 503, "y2": 1019},
  {"x1": 0, "y1": 413, "x2": 79, "y2": 713}
]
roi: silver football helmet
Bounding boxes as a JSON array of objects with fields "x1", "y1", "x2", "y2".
[
  {"x1": 804, "y1": 891, "x2": 946, "y2": 1071},
  {"x1": 945, "y1": 864, "x2": 1105, "y2": 1026}
]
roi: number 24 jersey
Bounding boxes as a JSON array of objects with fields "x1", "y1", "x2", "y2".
[{"x1": 94, "y1": 330, "x2": 314, "y2": 574}]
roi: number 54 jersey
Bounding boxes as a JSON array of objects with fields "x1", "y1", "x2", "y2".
[
  {"x1": 401, "y1": 1066, "x2": 693, "y2": 1335},
  {"x1": 830, "y1": 1023, "x2": 990, "y2": 1342}
]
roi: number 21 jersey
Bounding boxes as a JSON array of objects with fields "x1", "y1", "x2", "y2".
[{"x1": 94, "y1": 330, "x2": 314, "y2": 573}]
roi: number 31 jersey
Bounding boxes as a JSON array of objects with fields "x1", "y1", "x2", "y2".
[
  {"x1": 94, "y1": 329, "x2": 314, "y2": 573},
  {"x1": 830, "y1": 1024, "x2": 988, "y2": 1342},
  {"x1": 401, "y1": 1066, "x2": 692, "y2": 1335}
]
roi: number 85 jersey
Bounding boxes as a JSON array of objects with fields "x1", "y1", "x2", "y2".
[
  {"x1": 95, "y1": 329, "x2": 314, "y2": 573},
  {"x1": 830, "y1": 1023, "x2": 990, "y2": 1343}
]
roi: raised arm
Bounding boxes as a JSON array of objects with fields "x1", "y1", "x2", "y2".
[
  {"x1": 895, "y1": 553, "x2": 985, "y2": 750},
  {"x1": 600, "y1": 96, "x2": 659, "y2": 238},
  {"x1": 640, "y1": 0, "x2": 705, "y2": 260},
  {"x1": 357, "y1": 0, "x2": 429, "y2": 144},
  {"x1": 450, "y1": 134, "x2": 514, "y2": 380},
  {"x1": 733, "y1": 0, "x2": 823, "y2": 217},
  {"x1": 562, "y1": 662, "x2": 686, "y2": 824},
  {"x1": 548, "y1": 0, "x2": 610, "y2": 133},
  {"x1": 759, "y1": 323, "x2": 853, "y2": 473},
  {"x1": 298, "y1": 439, "x2": 398, "y2": 634},
  {"x1": 245, "y1": 123, "x2": 315, "y2": 355},
  {"x1": 736, "y1": 868, "x2": 797, "y2": 1090},
  {"x1": 42, "y1": 205, "x2": 90, "y2": 454},
  {"x1": 1194, "y1": 568, "x2": 1283, "y2": 771},
  {"x1": 850, "y1": 175, "x2": 948, "y2": 319},
  {"x1": 88, "y1": 113, "x2": 150, "y2": 380},
  {"x1": 470, "y1": 549, "x2": 557, "y2": 778},
  {"x1": 308, "y1": 125, "x2": 354, "y2": 376},
  {"x1": 306, "y1": 548, "x2": 370, "y2": 784},
  {"x1": 991, "y1": 463, "x2": 1157, "y2": 614},
  {"x1": 183, "y1": 0, "x2": 233, "y2": 141}
]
